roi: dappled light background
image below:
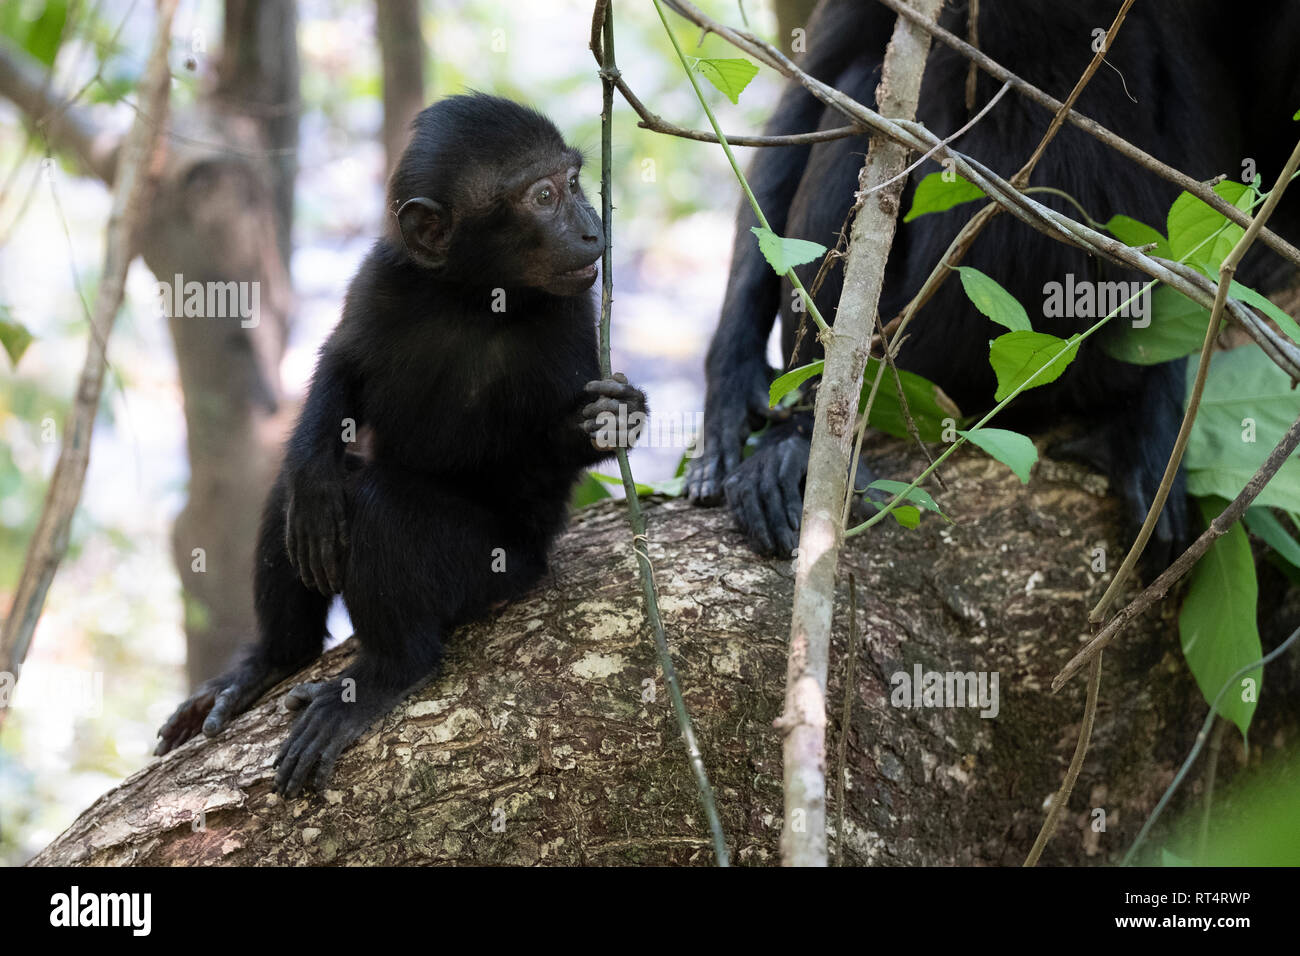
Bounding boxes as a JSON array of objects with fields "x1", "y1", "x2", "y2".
[{"x1": 0, "y1": 0, "x2": 790, "y2": 861}]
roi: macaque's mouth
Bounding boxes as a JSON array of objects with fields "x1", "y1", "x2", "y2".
[{"x1": 556, "y1": 262, "x2": 598, "y2": 281}]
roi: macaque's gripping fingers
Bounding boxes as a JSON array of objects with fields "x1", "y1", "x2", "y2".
[
  {"x1": 315, "y1": 531, "x2": 341, "y2": 595},
  {"x1": 760, "y1": 452, "x2": 800, "y2": 558},
  {"x1": 283, "y1": 681, "x2": 328, "y2": 711},
  {"x1": 581, "y1": 397, "x2": 624, "y2": 423},
  {"x1": 275, "y1": 706, "x2": 330, "y2": 797},
  {"x1": 777, "y1": 440, "x2": 808, "y2": 532},
  {"x1": 752, "y1": 451, "x2": 793, "y2": 557},
  {"x1": 685, "y1": 456, "x2": 716, "y2": 504},
  {"x1": 155, "y1": 688, "x2": 218, "y2": 755},
  {"x1": 275, "y1": 692, "x2": 371, "y2": 796},
  {"x1": 725, "y1": 472, "x2": 775, "y2": 556},
  {"x1": 584, "y1": 380, "x2": 644, "y2": 404},
  {"x1": 294, "y1": 530, "x2": 316, "y2": 592},
  {"x1": 336, "y1": 496, "x2": 350, "y2": 550},
  {"x1": 202, "y1": 675, "x2": 261, "y2": 737},
  {"x1": 612, "y1": 372, "x2": 628, "y2": 384},
  {"x1": 687, "y1": 438, "x2": 740, "y2": 505},
  {"x1": 312, "y1": 733, "x2": 354, "y2": 792}
]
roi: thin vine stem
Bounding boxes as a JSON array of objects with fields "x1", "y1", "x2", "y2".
[
  {"x1": 649, "y1": 0, "x2": 828, "y2": 335},
  {"x1": 594, "y1": 0, "x2": 730, "y2": 867}
]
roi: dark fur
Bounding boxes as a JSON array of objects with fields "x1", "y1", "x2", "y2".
[
  {"x1": 687, "y1": 0, "x2": 1300, "y2": 561},
  {"x1": 156, "y1": 94, "x2": 646, "y2": 795}
]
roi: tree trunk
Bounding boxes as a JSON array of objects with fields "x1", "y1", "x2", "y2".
[
  {"x1": 376, "y1": 0, "x2": 427, "y2": 178},
  {"x1": 160, "y1": 0, "x2": 300, "y2": 687},
  {"x1": 29, "y1": 440, "x2": 1300, "y2": 865}
]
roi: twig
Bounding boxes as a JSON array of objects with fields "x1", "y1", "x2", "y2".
[
  {"x1": 646, "y1": 0, "x2": 829, "y2": 336},
  {"x1": 962, "y1": 0, "x2": 978, "y2": 112},
  {"x1": 592, "y1": 0, "x2": 730, "y2": 867},
  {"x1": 0, "y1": 0, "x2": 178, "y2": 707},
  {"x1": 1024, "y1": 653, "x2": 1102, "y2": 866},
  {"x1": 1198, "y1": 717, "x2": 1226, "y2": 858}
]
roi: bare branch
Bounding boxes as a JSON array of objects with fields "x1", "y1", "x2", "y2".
[
  {"x1": 779, "y1": 0, "x2": 945, "y2": 869},
  {"x1": 0, "y1": 0, "x2": 178, "y2": 696}
]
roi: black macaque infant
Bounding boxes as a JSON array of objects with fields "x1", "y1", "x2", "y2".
[{"x1": 156, "y1": 94, "x2": 647, "y2": 796}]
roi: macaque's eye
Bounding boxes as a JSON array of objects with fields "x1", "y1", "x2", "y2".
[
  {"x1": 568, "y1": 175, "x2": 579, "y2": 192},
  {"x1": 536, "y1": 186, "x2": 554, "y2": 206}
]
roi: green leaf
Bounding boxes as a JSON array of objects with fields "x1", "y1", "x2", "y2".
[
  {"x1": 956, "y1": 266, "x2": 1031, "y2": 332},
  {"x1": 1244, "y1": 507, "x2": 1300, "y2": 570},
  {"x1": 645, "y1": 474, "x2": 687, "y2": 497},
  {"x1": 1294, "y1": 109, "x2": 1300, "y2": 121},
  {"x1": 858, "y1": 358, "x2": 962, "y2": 443},
  {"x1": 1228, "y1": 280, "x2": 1300, "y2": 345},
  {"x1": 1185, "y1": 348, "x2": 1300, "y2": 510},
  {"x1": 769, "y1": 360, "x2": 824, "y2": 407},
  {"x1": 590, "y1": 471, "x2": 654, "y2": 497},
  {"x1": 988, "y1": 330, "x2": 1079, "y2": 402},
  {"x1": 22, "y1": 0, "x2": 68, "y2": 67},
  {"x1": 957, "y1": 427, "x2": 1037, "y2": 483},
  {"x1": 0, "y1": 310, "x2": 34, "y2": 367},
  {"x1": 570, "y1": 471, "x2": 612, "y2": 508},
  {"x1": 867, "y1": 479, "x2": 950, "y2": 521},
  {"x1": 903, "y1": 172, "x2": 986, "y2": 222},
  {"x1": 889, "y1": 505, "x2": 921, "y2": 529},
  {"x1": 1189, "y1": 754, "x2": 1300, "y2": 864},
  {"x1": 865, "y1": 499, "x2": 920, "y2": 528},
  {"x1": 693, "y1": 57, "x2": 759, "y2": 104},
  {"x1": 1167, "y1": 180, "x2": 1252, "y2": 275},
  {"x1": 1178, "y1": 497, "x2": 1262, "y2": 741},
  {"x1": 1101, "y1": 285, "x2": 1211, "y2": 365},
  {"x1": 1105, "y1": 214, "x2": 1171, "y2": 258},
  {"x1": 750, "y1": 227, "x2": 827, "y2": 276}
]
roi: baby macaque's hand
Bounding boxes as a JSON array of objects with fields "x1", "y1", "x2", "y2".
[{"x1": 581, "y1": 373, "x2": 648, "y2": 450}]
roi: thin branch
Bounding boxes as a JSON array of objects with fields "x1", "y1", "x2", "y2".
[
  {"x1": 777, "y1": 0, "x2": 945, "y2": 868},
  {"x1": 1198, "y1": 716, "x2": 1226, "y2": 858},
  {"x1": 591, "y1": 0, "x2": 730, "y2": 867},
  {"x1": 0, "y1": 0, "x2": 178, "y2": 700},
  {"x1": 1024, "y1": 653, "x2": 1102, "y2": 867}
]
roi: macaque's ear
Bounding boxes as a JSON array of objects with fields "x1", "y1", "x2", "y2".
[{"x1": 396, "y1": 197, "x2": 449, "y2": 269}]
